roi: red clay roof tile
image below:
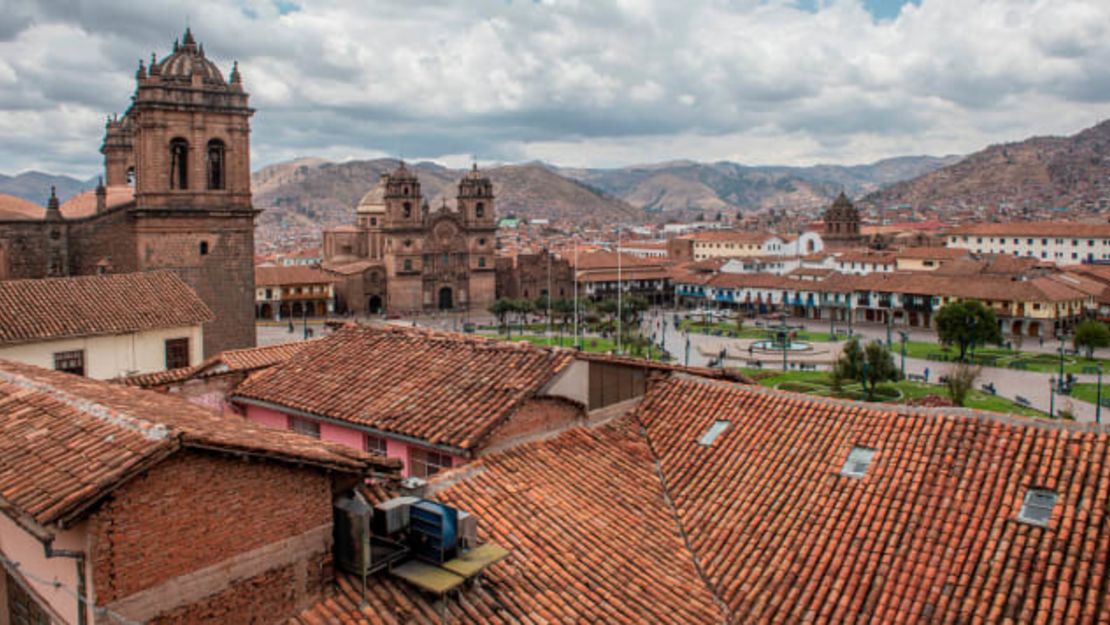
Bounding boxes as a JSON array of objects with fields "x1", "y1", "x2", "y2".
[
  {"x1": 233, "y1": 325, "x2": 574, "y2": 451},
  {"x1": 0, "y1": 359, "x2": 395, "y2": 529},
  {"x1": 0, "y1": 271, "x2": 213, "y2": 346}
]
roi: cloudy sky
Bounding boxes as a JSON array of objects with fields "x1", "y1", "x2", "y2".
[{"x1": 1, "y1": 0, "x2": 1109, "y2": 177}]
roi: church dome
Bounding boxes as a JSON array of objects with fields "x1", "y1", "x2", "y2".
[
  {"x1": 153, "y1": 28, "x2": 227, "y2": 86},
  {"x1": 356, "y1": 176, "x2": 388, "y2": 214}
]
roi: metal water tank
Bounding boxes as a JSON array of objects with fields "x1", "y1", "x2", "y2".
[{"x1": 333, "y1": 491, "x2": 373, "y2": 574}]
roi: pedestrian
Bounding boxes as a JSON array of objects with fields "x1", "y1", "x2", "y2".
[{"x1": 924, "y1": 367, "x2": 930, "y2": 383}]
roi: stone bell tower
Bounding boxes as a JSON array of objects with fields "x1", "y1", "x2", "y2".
[{"x1": 104, "y1": 28, "x2": 257, "y2": 356}]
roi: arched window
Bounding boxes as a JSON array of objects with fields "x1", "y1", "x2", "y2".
[
  {"x1": 206, "y1": 139, "x2": 225, "y2": 190},
  {"x1": 170, "y1": 138, "x2": 189, "y2": 190},
  {"x1": 126, "y1": 166, "x2": 135, "y2": 187},
  {"x1": 199, "y1": 241, "x2": 209, "y2": 256},
  {"x1": 476, "y1": 202, "x2": 485, "y2": 218},
  {"x1": 403, "y1": 202, "x2": 412, "y2": 218},
  {"x1": 403, "y1": 259, "x2": 413, "y2": 272}
]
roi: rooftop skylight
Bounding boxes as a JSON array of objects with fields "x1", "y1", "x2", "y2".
[
  {"x1": 1017, "y1": 489, "x2": 1057, "y2": 526},
  {"x1": 698, "y1": 420, "x2": 730, "y2": 446},
  {"x1": 841, "y1": 447, "x2": 876, "y2": 478}
]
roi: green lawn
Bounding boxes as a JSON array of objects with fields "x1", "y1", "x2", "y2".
[
  {"x1": 486, "y1": 334, "x2": 674, "y2": 362},
  {"x1": 1069, "y1": 383, "x2": 1110, "y2": 408},
  {"x1": 900, "y1": 341, "x2": 1110, "y2": 375},
  {"x1": 738, "y1": 368, "x2": 1047, "y2": 418}
]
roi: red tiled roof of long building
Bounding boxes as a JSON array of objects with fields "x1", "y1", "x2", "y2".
[
  {"x1": 0, "y1": 359, "x2": 397, "y2": 530},
  {"x1": 637, "y1": 375, "x2": 1110, "y2": 623},
  {"x1": 290, "y1": 417, "x2": 725, "y2": 625},
  {"x1": 291, "y1": 374, "x2": 1110, "y2": 624},
  {"x1": 232, "y1": 325, "x2": 574, "y2": 451},
  {"x1": 0, "y1": 271, "x2": 213, "y2": 346}
]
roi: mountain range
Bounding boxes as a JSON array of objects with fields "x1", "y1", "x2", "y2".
[
  {"x1": 5, "y1": 118, "x2": 1110, "y2": 247},
  {"x1": 861, "y1": 120, "x2": 1110, "y2": 213}
]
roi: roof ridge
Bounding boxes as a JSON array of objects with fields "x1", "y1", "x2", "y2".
[{"x1": 0, "y1": 369, "x2": 171, "y2": 441}]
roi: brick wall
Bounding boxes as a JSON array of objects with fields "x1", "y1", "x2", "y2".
[
  {"x1": 481, "y1": 396, "x2": 586, "y2": 453},
  {"x1": 88, "y1": 450, "x2": 332, "y2": 607},
  {"x1": 144, "y1": 562, "x2": 297, "y2": 625}
]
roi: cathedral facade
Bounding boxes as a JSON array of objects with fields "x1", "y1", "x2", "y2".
[
  {"x1": 0, "y1": 29, "x2": 257, "y2": 357},
  {"x1": 322, "y1": 164, "x2": 497, "y2": 314}
]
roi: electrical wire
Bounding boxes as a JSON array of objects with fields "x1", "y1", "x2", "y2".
[{"x1": 0, "y1": 552, "x2": 144, "y2": 625}]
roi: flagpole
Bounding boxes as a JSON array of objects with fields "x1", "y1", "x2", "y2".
[
  {"x1": 573, "y1": 237, "x2": 580, "y2": 349},
  {"x1": 617, "y1": 226, "x2": 622, "y2": 355}
]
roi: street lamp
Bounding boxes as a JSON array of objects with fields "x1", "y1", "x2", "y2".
[
  {"x1": 1057, "y1": 333, "x2": 1067, "y2": 393},
  {"x1": 898, "y1": 330, "x2": 909, "y2": 379},
  {"x1": 1097, "y1": 364, "x2": 1103, "y2": 425},
  {"x1": 684, "y1": 334, "x2": 691, "y2": 368},
  {"x1": 861, "y1": 361, "x2": 870, "y2": 401},
  {"x1": 1049, "y1": 376, "x2": 1056, "y2": 419},
  {"x1": 886, "y1": 313, "x2": 892, "y2": 347}
]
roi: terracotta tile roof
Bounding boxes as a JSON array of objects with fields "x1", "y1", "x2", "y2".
[
  {"x1": 291, "y1": 417, "x2": 725, "y2": 625},
  {"x1": 0, "y1": 359, "x2": 396, "y2": 530},
  {"x1": 635, "y1": 375, "x2": 1110, "y2": 623},
  {"x1": 577, "y1": 266, "x2": 672, "y2": 283},
  {"x1": 574, "y1": 250, "x2": 662, "y2": 271},
  {"x1": 116, "y1": 340, "x2": 316, "y2": 388},
  {"x1": 0, "y1": 271, "x2": 213, "y2": 346},
  {"x1": 58, "y1": 185, "x2": 135, "y2": 218},
  {"x1": 255, "y1": 265, "x2": 335, "y2": 286},
  {"x1": 950, "y1": 220, "x2": 1110, "y2": 238},
  {"x1": 232, "y1": 325, "x2": 574, "y2": 451},
  {"x1": 296, "y1": 376, "x2": 1110, "y2": 624},
  {"x1": 0, "y1": 193, "x2": 44, "y2": 220}
]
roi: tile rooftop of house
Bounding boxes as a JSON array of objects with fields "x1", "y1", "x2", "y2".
[
  {"x1": 232, "y1": 325, "x2": 576, "y2": 452},
  {"x1": 295, "y1": 374, "x2": 1110, "y2": 624},
  {"x1": 116, "y1": 340, "x2": 317, "y2": 388},
  {"x1": 0, "y1": 270, "x2": 213, "y2": 346},
  {"x1": 0, "y1": 359, "x2": 396, "y2": 532}
]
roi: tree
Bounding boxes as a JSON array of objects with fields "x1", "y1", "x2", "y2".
[
  {"x1": 488, "y1": 299, "x2": 514, "y2": 337},
  {"x1": 552, "y1": 299, "x2": 576, "y2": 344},
  {"x1": 1074, "y1": 319, "x2": 1110, "y2": 359},
  {"x1": 832, "y1": 338, "x2": 899, "y2": 401},
  {"x1": 733, "y1": 310, "x2": 745, "y2": 334},
  {"x1": 934, "y1": 301, "x2": 1003, "y2": 361},
  {"x1": 944, "y1": 362, "x2": 981, "y2": 407},
  {"x1": 512, "y1": 298, "x2": 535, "y2": 331}
]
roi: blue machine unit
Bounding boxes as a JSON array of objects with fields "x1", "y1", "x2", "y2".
[{"x1": 408, "y1": 500, "x2": 459, "y2": 564}]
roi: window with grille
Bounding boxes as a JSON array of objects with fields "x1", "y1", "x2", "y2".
[
  {"x1": 365, "y1": 434, "x2": 387, "y2": 456},
  {"x1": 53, "y1": 350, "x2": 85, "y2": 376},
  {"x1": 165, "y1": 338, "x2": 190, "y2": 369},
  {"x1": 289, "y1": 416, "x2": 320, "y2": 439},
  {"x1": 409, "y1": 448, "x2": 452, "y2": 478}
]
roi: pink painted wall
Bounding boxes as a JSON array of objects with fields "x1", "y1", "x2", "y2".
[
  {"x1": 242, "y1": 404, "x2": 465, "y2": 477},
  {"x1": 0, "y1": 514, "x2": 93, "y2": 625},
  {"x1": 246, "y1": 404, "x2": 289, "y2": 430}
]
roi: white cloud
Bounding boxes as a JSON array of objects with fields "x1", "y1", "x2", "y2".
[{"x1": 0, "y1": 0, "x2": 1108, "y2": 177}]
